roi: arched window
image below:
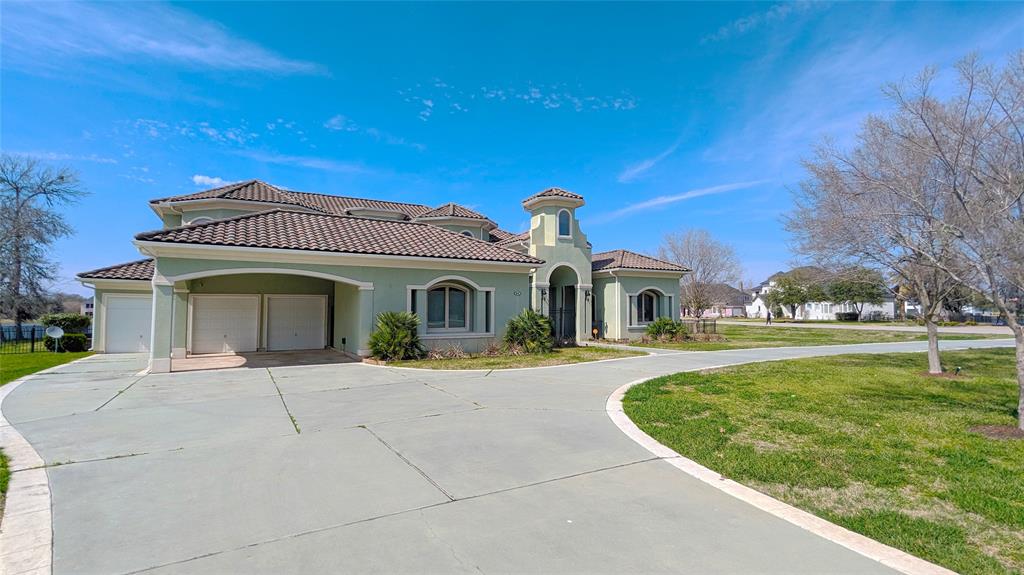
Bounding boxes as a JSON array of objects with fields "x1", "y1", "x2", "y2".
[
  {"x1": 427, "y1": 284, "x2": 468, "y2": 331},
  {"x1": 189, "y1": 217, "x2": 214, "y2": 225},
  {"x1": 638, "y1": 291, "x2": 657, "y2": 323},
  {"x1": 557, "y1": 209, "x2": 571, "y2": 237},
  {"x1": 460, "y1": 230, "x2": 474, "y2": 238}
]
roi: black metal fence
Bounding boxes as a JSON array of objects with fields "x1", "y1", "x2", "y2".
[
  {"x1": 680, "y1": 318, "x2": 717, "y2": 334},
  {"x1": 0, "y1": 324, "x2": 48, "y2": 354}
]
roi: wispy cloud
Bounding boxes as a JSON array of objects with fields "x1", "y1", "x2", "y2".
[
  {"x1": 593, "y1": 180, "x2": 769, "y2": 223},
  {"x1": 235, "y1": 150, "x2": 371, "y2": 175},
  {"x1": 398, "y1": 80, "x2": 637, "y2": 121},
  {"x1": 323, "y1": 114, "x2": 425, "y2": 151},
  {"x1": 191, "y1": 175, "x2": 231, "y2": 187},
  {"x1": 617, "y1": 140, "x2": 680, "y2": 183},
  {"x1": 324, "y1": 115, "x2": 359, "y2": 132},
  {"x1": 11, "y1": 150, "x2": 118, "y2": 164},
  {"x1": 1, "y1": 2, "x2": 325, "y2": 75},
  {"x1": 702, "y1": 1, "x2": 822, "y2": 44}
]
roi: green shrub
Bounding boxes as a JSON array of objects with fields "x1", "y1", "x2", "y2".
[
  {"x1": 835, "y1": 311, "x2": 860, "y2": 322},
  {"x1": 503, "y1": 309, "x2": 554, "y2": 354},
  {"x1": 43, "y1": 333, "x2": 88, "y2": 352},
  {"x1": 368, "y1": 311, "x2": 425, "y2": 361},
  {"x1": 39, "y1": 313, "x2": 92, "y2": 334},
  {"x1": 646, "y1": 317, "x2": 680, "y2": 338}
]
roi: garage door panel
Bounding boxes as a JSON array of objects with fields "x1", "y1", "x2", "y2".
[
  {"x1": 191, "y1": 296, "x2": 259, "y2": 354},
  {"x1": 105, "y1": 295, "x2": 152, "y2": 353},
  {"x1": 267, "y1": 296, "x2": 326, "y2": 351}
]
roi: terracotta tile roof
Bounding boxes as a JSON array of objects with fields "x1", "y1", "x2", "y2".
[
  {"x1": 495, "y1": 231, "x2": 529, "y2": 247},
  {"x1": 418, "y1": 202, "x2": 490, "y2": 220},
  {"x1": 288, "y1": 191, "x2": 432, "y2": 218},
  {"x1": 77, "y1": 258, "x2": 155, "y2": 281},
  {"x1": 136, "y1": 210, "x2": 544, "y2": 265},
  {"x1": 522, "y1": 187, "x2": 583, "y2": 205},
  {"x1": 149, "y1": 180, "x2": 432, "y2": 219},
  {"x1": 591, "y1": 249, "x2": 687, "y2": 273},
  {"x1": 488, "y1": 228, "x2": 516, "y2": 241}
]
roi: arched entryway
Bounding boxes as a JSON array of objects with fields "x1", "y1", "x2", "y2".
[{"x1": 547, "y1": 264, "x2": 580, "y2": 343}]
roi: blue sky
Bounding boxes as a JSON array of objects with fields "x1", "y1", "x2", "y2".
[{"x1": 2, "y1": 2, "x2": 1021, "y2": 295}]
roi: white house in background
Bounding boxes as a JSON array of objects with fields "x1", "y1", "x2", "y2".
[
  {"x1": 80, "y1": 301, "x2": 94, "y2": 317},
  {"x1": 745, "y1": 272, "x2": 897, "y2": 320}
]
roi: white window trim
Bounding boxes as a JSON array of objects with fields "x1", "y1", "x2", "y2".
[
  {"x1": 459, "y1": 230, "x2": 475, "y2": 238},
  {"x1": 625, "y1": 287, "x2": 668, "y2": 327},
  {"x1": 556, "y1": 209, "x2": 572, "y2": 238},
  {"x1": 427, "y1": 283, "x2": 470, "y2": 333},
  {"x1": 406, "y1": 276, "x2": 496, "y2": 336},
  {"x1": 187, "y1": 216, "x2": 215, "y2": 225}
]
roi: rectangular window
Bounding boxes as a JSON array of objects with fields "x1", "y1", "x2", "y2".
[
  {"x1": 629, "y1": 295, "x2": 637, "y2": 326},
  {"x1": 485, "y1": 291, "x2": 492, "y2": 332},
  {"x1": 449, "y1": 289, "x2": 466, "y2": 328},
  {"x1": 427, "y1": 289, "x2": 445, "y2": 328},
  {"x1": 410, "y1": 290, "x2": 417, "y2": 314}
]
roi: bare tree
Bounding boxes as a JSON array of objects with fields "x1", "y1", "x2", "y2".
[
  {"x1": 873, "y1": 53, "x2": 1024, "y2": 429},
  {"x1": 658, "y1": 229, "x2": 742, "y2": 318},
  {"x1": 0, "y1": 155, "x2": 85, "y2": 335},
  {"x1": 786, "y1": 106, "x2": 966, "y2": 373}
]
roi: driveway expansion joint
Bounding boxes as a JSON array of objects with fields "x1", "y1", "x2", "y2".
[
  {"x1": 362, "y1": 425, "x2": 456, "y2": 502},
  {"x1": 267, "y1": 368, "x2": 300, "y2": 434}
]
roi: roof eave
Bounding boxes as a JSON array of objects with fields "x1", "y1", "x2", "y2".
[{"x1": 133, "y1": 239, "x2": 544, "y2": 271}]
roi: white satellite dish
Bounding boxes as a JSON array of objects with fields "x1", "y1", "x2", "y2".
[{"x1": 45, "y1": 326, "x2": 64, "y2": 352}]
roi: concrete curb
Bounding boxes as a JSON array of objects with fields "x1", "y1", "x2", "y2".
[
  {"x1": 0, "y1": 354, "x2": 101, "y2": 575},
  {"x1": 606, "y1": 369, "x2": 957, "y2": 575}
]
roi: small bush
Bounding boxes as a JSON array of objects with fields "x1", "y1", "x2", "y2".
[
  {"x1": 480, "y1": 341, "x2": 503, "y2": 357},
  {"x1": 39, "y1": 313, "x2": 91, "y2": 334},
  {"x1": 44, "y1": 333, "x2": 88, "y2": 352},
  {"x1": 428, "y1": 342, "x2": 468, "y2": 360},
  {"x1": 368, "y1": 311, "x2": 425, "y2": 361},
  {"x1": 646, "y1": 317, "x2": 680, "y2": 338},
  {"x1": 503, "y1": 309, "x2": 554, "y2": 354},
  {"x1": 835, "y1": 311, "x2": 860, "y2": 322}
]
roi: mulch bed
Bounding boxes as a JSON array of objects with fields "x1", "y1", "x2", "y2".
[{"x1": 969, "y1": 425, "x2": 1024, "y2": 440}]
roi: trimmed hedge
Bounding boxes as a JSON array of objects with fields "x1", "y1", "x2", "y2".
[
  {"x1": 835, "y1": 311, "x2": 860, "y2": 321},
  {"x1": 44, "y1": 333, "x2": 88, "y2": 352},
  {"x1": 39, "y1": 313, "x2": 92, "y2": 334}
]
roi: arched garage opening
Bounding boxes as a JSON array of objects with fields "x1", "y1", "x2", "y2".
[{"x1": 157, "y1": 268, "x2": 374, "y2": 368}]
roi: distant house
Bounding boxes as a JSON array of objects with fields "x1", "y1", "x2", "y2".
[
  {"x1": 80, "y1": 301, "x2": 94, "y2": 317},
  {"x1": 701, "y1": 284, "x2": 751, "y2": 318},
  {"x1": 745, "y1": 269, "x2": 897, "y2": 320}
]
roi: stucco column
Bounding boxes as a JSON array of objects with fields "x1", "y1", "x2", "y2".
[
  {"x1": 474, "y1": 290, "x2": 487, "y2": 333},
  {"x1": 414, "y1": 289, "x2": 428, "y2": 336},
  {"x1": 576, "y1": 286, "x2": 589, "y2": 341},
  {"x1": 172, "y1": 285, "x2": 188, "y2": 358},
  {"x1": 149, "y1": 282, "x2": 174, "y2": 373},
  {"x1": 356, "y1": 287, "x2": 374, "y2": 357}
]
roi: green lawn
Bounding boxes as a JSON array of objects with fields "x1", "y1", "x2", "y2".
[
  {"x1": 628, "y1": 324, "x2": 998, "y2": 351},
  {"x1": 0, "y1": 351, "x2": 93, "y2": 386},
  {"x1": 623, "y1": 349, "x2": 1023, "y2": 575},
  {"x1": 391, "y1": 345, "x2": 644, "y2": 370}
]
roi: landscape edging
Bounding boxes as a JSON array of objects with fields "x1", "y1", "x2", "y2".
[{"x1": 606, "y1": 369, "x2": 958, "y2": 575}]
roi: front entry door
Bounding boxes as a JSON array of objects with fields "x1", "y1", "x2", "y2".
[{"x1": 551, "y1": 285, "x2": 576, "y2": 343}]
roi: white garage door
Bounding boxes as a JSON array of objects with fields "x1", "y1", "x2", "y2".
[
  {"x1": 105, "y1": 295, "x2": 152, "y2": 353},
  {"x1": 190, "y1": 295, "x2": 259, "y2": 354},
  {"x1": 266, "y1": 295, "x2": 326, "y2": 351}
]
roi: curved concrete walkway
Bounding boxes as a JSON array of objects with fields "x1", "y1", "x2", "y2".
[{"x1": 1, "y1": 338, "x2": 1014, "y2": 574}]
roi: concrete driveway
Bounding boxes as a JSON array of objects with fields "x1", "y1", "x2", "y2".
[{"x1": 2, "y1": 338, "x2": 1014, "y2": 574}]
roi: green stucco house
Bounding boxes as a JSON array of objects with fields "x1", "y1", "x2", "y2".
[{"x1": 77, "y1": 180, "x2": 686, "y2": 372}]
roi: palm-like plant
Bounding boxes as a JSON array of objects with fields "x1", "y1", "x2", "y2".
[
  {"x1": 368, "y1": 311, "x2": 426, "y2": 361},
  {"x1": 503, "y1": 308, "x2": 554, "y2": 354}
]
